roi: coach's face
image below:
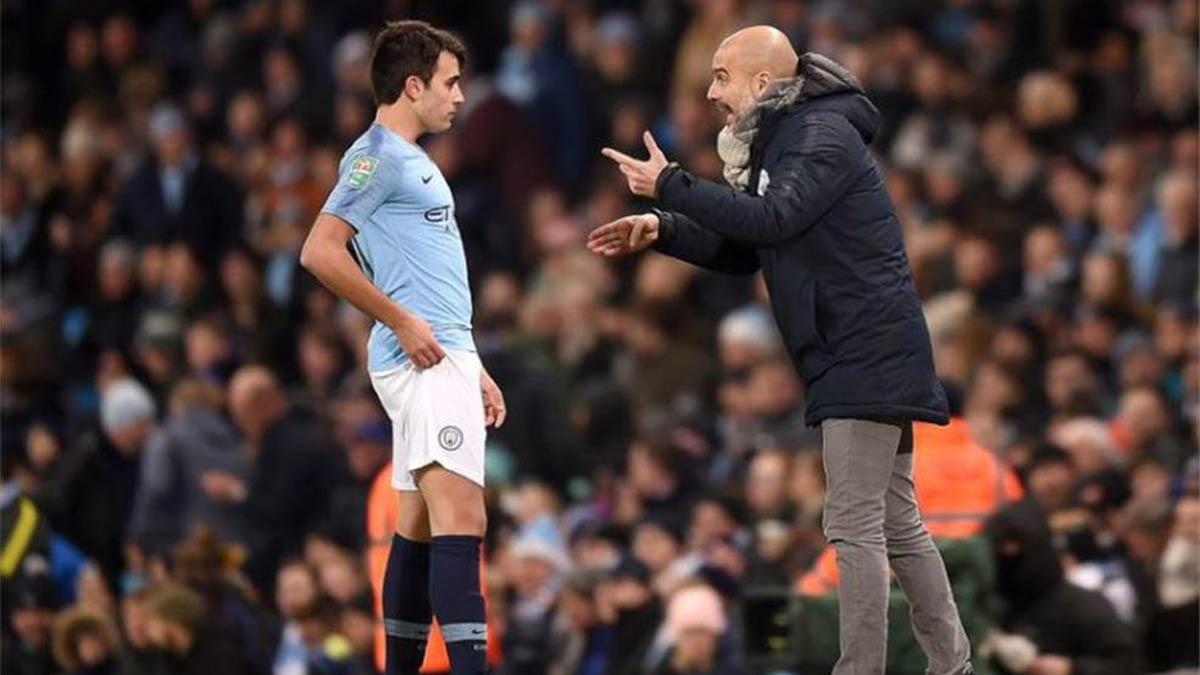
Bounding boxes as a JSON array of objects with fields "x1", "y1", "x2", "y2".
[
  {"x1": 706, "y1": 45, "x2": 772, "y2": 126},
  {"x1": 413, "y1": 50, "x2": 465, "y2": 133}
]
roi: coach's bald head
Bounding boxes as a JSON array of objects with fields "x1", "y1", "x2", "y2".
[{"x1": 707, "y1": 26, "x2": 799, "y2": 125}]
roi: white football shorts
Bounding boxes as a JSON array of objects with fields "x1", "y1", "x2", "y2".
[{"x1": 369, "y1": 349, "x2": 486, "y2": 491}]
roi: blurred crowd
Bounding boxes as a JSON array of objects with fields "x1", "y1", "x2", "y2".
[{"x1": 1, "y1": 0, "x2": 1198, "y2": 674}]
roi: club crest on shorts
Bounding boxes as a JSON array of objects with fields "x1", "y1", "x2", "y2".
[{"x1": 438, "y1": 425, "x2": 464, "y2": 451}]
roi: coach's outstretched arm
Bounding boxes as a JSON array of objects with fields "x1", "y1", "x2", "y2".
[
  {"x1": 586, "y1": 210, "x2": 759, "y2": 274},
  {"x1": 300, "y1": 214, "x2": 446, "y2": 369},
  {"x1": 605, "y1": 121, "x2": 860, "y2": 247}
]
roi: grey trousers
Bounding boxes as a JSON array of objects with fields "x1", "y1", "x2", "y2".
[{"x1": 821, "y1": 418, "x2": 972, "y2": 675}]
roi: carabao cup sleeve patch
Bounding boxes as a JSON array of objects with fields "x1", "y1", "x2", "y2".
[{"x1": 347, "y1": 155, "x2": 380, "y2": 189}]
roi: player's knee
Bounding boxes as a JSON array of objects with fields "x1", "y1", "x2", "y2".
[
  {"x1": 395, "y1": 503, "x2": 432, "y2": 542},
  {"x1": 429, "y1": 503, "x2": 485, "y2": 537},
  {"x1": 418, "y1": 466, "x2": 486, "y2": 536}
]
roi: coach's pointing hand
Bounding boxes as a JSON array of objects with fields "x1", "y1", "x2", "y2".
[
  {"x1": 602, "y1": 131, "x2": 669, "y2": 199},
  {"x1": 586, "y1": 213, "x2": 659, "y2": 257},
  {"x1": 392, "y1": 312, "x2": 446, "y2": 369}
]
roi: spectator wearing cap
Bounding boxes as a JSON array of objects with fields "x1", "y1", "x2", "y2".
[
  {"x1": 716, "y1": 304, "x2": 782, "y2": 372},
  {"x1": 130, "y1": 310, "x2": 186, "y2": 402},
  {"x1": 39, "y1": 378, "x2": 157, "y2": 588},
  {"x1": 1, "y1": 572, "x2": 60, "y2": 675},
  {"x1": 109, "y1": 103, "x2": 244, "y2": 269},
  {"x1": 652, "y1": 583, "x2": 745, "y2": 675},
  {"x1": 500, "y1": 529, "x2": 569, "y2": 675}
]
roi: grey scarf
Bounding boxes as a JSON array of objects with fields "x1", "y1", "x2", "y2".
[{"x1": 717, "y1": 52, "x2": 865, "y2": 189}]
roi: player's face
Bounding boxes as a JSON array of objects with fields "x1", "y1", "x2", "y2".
[
  {"x1": 706, "y1": 47, "x2": 769, "y2": 127},
  {"x1": 417, "y1": 50, "x2": 465, "y2": 134}
]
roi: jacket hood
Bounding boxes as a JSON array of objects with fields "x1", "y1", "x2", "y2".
[
  {"x1": 737, "y1": 52, "x2": 880, "y2": 145},
  {"x1": 986, "y1": 498, "x2": 1064, "y2": 613}
]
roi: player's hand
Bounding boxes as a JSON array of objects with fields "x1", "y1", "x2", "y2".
[
  {"x1": 586, "y1": 213, "x2": 659, "y2": 257},
  {"x1": 393, "y1": 313, "x2": 446, "y2": 369},
  {"x1": 602, "y1": 131, "x2": 669, "y2": 199},
  {"x1": 481, "y1": 369, "x2": 506, "y2": 428}
]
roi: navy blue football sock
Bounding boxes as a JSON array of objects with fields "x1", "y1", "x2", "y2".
[
  {"x1": 383, "y1": 534, "x2": 432, "y2": 674},
  {"x1": 429, "y1": 535, "x2": 487, "y2": 674}
]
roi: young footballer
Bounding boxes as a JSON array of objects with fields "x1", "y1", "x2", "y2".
[{"x1": 301, "y1": 20, "x2": 503, "y2": 675}]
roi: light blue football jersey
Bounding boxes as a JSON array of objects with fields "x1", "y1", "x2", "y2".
[{"x1": 320, "y1": 122, "x2": 475, "y2": 372}]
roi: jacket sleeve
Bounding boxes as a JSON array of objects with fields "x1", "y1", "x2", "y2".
[
  {"x1": 128, "y1": 429, "x2": 181, "y2": 552},
  {"x1": 656, "y1": 115, "x2": 862, "y2": 246},
  {"x1": 651, "y1": 209, "x2": 760, "y2": 274},
  {"x1": 1062, "y1": 591, "x2": 1143, "y2": 675}
]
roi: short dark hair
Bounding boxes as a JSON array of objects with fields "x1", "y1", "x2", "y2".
[{"x1": 370, "y1": 20, "x2": 466, "y2": 105}]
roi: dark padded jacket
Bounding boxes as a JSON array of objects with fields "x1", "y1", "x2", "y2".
[{"x1": 652, "y1": 54, "x2": 948, "y2": 426}]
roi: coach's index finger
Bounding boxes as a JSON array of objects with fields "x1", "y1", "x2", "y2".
[{"x1": 601, "y1": 147, "x2": 638, "y2": 166}]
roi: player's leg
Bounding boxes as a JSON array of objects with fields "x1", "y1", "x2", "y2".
[
  {"x1": 372, "y1": 369, "x2": 435, "y2": 675},
  {"x1": 409, "y1": 351, "x2": 489, "y2": 675},
  {"x1": 383, "y1": 489, "x2": 434, "y2": 674},
  {"x1": 883, "y1": 423, "x2": 972, "y2": 675},
  {"x1": 417, "y1": 467, "x2": 487, "y2": 674}
]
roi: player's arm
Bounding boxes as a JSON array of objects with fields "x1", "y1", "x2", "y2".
[
  {"x1": 300, "y1": 214, "x2": 444, "y2": 369},
  {"x1": 303, "y1": 150, "x2": 446, "y2": 369}
]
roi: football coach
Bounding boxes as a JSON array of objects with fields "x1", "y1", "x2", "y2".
[{"x1": 589, "y1": 26, "x2": 973, "y2": 675}]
